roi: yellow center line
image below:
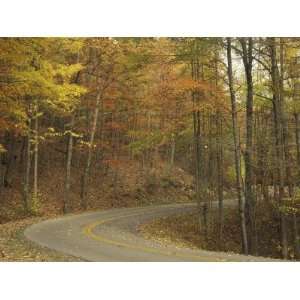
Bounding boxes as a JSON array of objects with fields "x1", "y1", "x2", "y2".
[{"x1": 82, "y1": 210, "x2": 227, "y2": 262}]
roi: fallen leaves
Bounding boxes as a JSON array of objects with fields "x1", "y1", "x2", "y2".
[
  {"x1": 139, "y1": 204, "x2": 295, "y2": 260},
  {"x1": 0, "y1": 217, "x2": 82, "y2": 262}
]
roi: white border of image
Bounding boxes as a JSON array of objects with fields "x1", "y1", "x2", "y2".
[
  {"x1": 1, "y1": 0, "x2": 300, "y2": 36},
  {"x1": 1, "y1": 1, "x2": 299, "y2": 300}
]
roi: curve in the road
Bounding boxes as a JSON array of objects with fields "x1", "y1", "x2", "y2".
[
  {"x1": 83, "y1": 210, "x2": 215, "y2": 261},
  {"x1": 24, "y1": 202, "x2": 278, "y2": 262}
]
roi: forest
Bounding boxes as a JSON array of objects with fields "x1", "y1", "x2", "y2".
[{"x1": 0, "y1": 37, "x2": 300, "y2": 261}]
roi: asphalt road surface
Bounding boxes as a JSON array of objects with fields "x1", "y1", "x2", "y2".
[{"x1": 24, "y1": 202, "x2": 278, "y2": 261}]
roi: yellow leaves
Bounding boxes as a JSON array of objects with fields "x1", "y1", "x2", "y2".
[
  {"x1": 57, "y1": 38, "x2": 84, "y2": 54},
  {"x1": 44, "y1": 128, "x2": 83, "y2": 140},
  {"x1": 45, "y1": 83, "x2": 86, "y2": 115},
  {"x1": 78, "y1": 140, "x2": 96, "y2": 150},
  {"x1": 70, "y1": 131, "x2": 83, "y2": 138},
  {"x1": 53, "y1": 63, "x2": 83, "y2": 81},
  {"x1": 44, "y1": 127, "x2": 62, "y2": 138},
  {"x1": 0, "y1": 144, "x2": 6, "y2": 153},
  {"x1": 0, "y1": 38, "x2": 87, "y2": 136}
]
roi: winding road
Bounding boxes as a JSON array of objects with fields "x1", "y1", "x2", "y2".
[{"x1": 24, "y1": 202, "x2": 277, "y2": 261}]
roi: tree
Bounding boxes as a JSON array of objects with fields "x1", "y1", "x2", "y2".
[
  {"x1": 226, "y1": 37, "x2": 248, "y2": 254},
  {"x1": 239, "y1": 37, "x2": 257, "y2": 255}
]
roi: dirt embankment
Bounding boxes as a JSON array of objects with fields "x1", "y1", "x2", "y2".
[{"x1": 139, "y1": 203, "x2": 298, "y2": 261}]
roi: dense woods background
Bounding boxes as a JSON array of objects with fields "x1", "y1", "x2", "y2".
[{"x1": 0, "y1": 37, "x2": 300, "y2": 260}]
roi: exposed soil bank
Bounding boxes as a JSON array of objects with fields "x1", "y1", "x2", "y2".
[{"x1": 139, "y1": 204, "x2": 299, "y2": 261}]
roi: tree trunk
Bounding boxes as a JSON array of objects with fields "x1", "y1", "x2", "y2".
[
  {"x1": 170, "y1": 135, "x2": 176, "y2": 167},
  {"x1": 269, "y1": 37, "x2": 288, "y2": 259},
  {"x1": 23, "y1": 115, "x2": 31, "y2": 212},
  {"x1": 33, "y1": 101, "x2": 39, "y2": 205},
  {"x1": 81, "y1": 91, "x2": 101, "y2": 209},
  {"x1": 295, "y1": 113, "x2": 300, "y2": 185},
  {"x1": 191, "y1": 50, "x2": 207, "y2": 237},
  {"x1": 279, "y1": 39, "x2": 293, "y2": 198},
  {"x1": 216, "y1": 113, "x2": 224, "y2": 249},
  {"x1": 226, "y1": 38, "x2": 248, "y2": 254},
  {"x1": 240, "y1": 37, "x2": 257, "y2": 254},
  {"x1": 63, "y1": 113, "x2": 75, "y2": 214},
  {"x1": 214, "y1": 47, "x2": 224, "y2": 249},
  {"x1": 3, "y1": 133, "x2": 15, "y2": 188},
  {"x1": 293, "y1": 214, "x2": 300, "y2": 259}
]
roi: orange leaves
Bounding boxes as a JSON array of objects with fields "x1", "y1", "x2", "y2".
[
  {"x1": 104, "y1": 99, "x2": 115, "y2": 110},
  {"x1": 102, "y1": 158, "x2": 122, "y2": 169},
  {"x1": 104, "y1": 121, "x2": 126, "y2": 132},
  {"x1": 174, "y1": 78, "x2": 203, "y2": 91},
  {"x1": 0, "y1": 117, "x2": 10, "y2": 133}
]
